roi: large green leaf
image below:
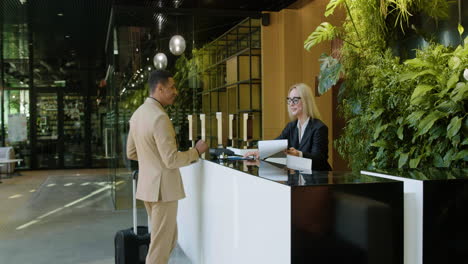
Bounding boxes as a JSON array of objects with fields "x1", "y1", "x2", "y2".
[
  {"x1": 399, "y1": 70, "x2": 438, "y2": 82},
  {"x1": 454, "y1": 150, "x2": 468, "y2": 161},
  {"x1": 398, "y1": 152, "x2": 409, "y2": 168},
  {"x1": 325, "y1": 0, "x2": 345, "y2": 17},
  {"x1": 370, "y1": 108, "x2": 384, "y2": 120},
  {"x1": 443, "y1": 148, "x2": 455, "y2": 166},
  {"x1": 409, "y1": 156, "x2": 422, "y2": 168},
  {"x1": 397, "y1": 117, "x2": 404, "y2": 125},
  {"x1": 407, "y1": 111, "x2": 425, "y2": 127},
  {"x1": 451, "y1": 82, "x2": 468, "y2": 102},
  {"x1": 436, "y1": 100, "x2": 461, "y2": 114},
  {"x1": 446, "y1": 73, "x2": 459, "y2": 89},
  {"x1": 404, "y1": 58, "x2": 434, "y2": 69},
  {"x1": 447, "y1": 116, "x2": 462, "y2": 138},
  {"x1": 411, "y1": 84, "x2": 434, "y2": 105},
  {"x1": 417, "y1": 110, "x2": 446, "y2": 136},
  {"x1": 371, "y1": 139, "x2": 387, "y2": 148},
  {"x1": 318, "y1": 54, "x2": 344, "y2": 95},
  {"x1": 399, "y1": 72, "x2": 416, "y2": 82},
  {"x1": 428, "y1": 125, "x2": 446, "y2": 141},
  {"x1": 373, "y1": 123, "x2": 389, "y2": 140},
  {"x1": 397, "y1": 126, "x2": 404, "y2": 140},
  {"x1": 433, "y1": 153, "x2": 445, "y2": 167},
  {"x1": 375, "y1": 147, "x2": 385, "y2": 160},
  {"x1": 451, "y1": 135, "x2": 461, "y2": 147},
  {"x1": 304, "y1": 22, "x2": 337, "y2": 51},
  {"x1": 448, "y1": 56, "x2": 462, "y2": 70},
  {"x1": 462, "y1": 137, "x2": 468, "y2": 145}
]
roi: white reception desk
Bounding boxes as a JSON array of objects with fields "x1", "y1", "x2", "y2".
[{"x1": 178, "y1": 159, "x2": 403, "y2": 264}]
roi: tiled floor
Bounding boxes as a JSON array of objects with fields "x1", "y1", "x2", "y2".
[{"x1": 0, "y1": 169, "x2": 190, "y2": 264}]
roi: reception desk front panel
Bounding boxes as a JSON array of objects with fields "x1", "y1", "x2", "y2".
[
  {"x1": 179, "y1": 159, "x2": 403, "y2": 264},
  {"x1": 178, "y1": 160, "x2": 291, "y2": 264},
  {"x1": 362, "y1": 168, "x2": 468, "y2": 264}
]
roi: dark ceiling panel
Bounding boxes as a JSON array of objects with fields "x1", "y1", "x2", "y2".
[
  {"x1": 4, "y1": 0, "x2": 297, "y2": 60},
  {"x1": 26, "y1": 0, "x2": 113, "y2": 61},
  {"x1": 2, "y1": 0, "x2": 27, "y2": 24},
  {"x1": 2, "y1": 0, "x2": 297, "y2": 86}
]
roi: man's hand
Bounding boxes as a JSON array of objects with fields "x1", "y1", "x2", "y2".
[
  {"x1": 243, "y1": 159, "x2": 260, "y2": 166},
  {"x1": 243, "y1": 150, "x2": 259, "y2": 160},
  {"x1": 195, "y1": 140, "x2": 209, "y2": 155}
]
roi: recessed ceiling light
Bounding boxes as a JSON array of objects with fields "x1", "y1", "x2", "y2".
[
  {"x1": 57, "y1": 13, "x2": 64, "y2": 16},
  {"x1": 65, "y1": 35, "x2": 70, "y2": 38}
]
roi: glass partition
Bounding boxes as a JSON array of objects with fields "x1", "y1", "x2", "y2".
[
  {"x1": 63, "y1": 94, "x2": 85, "y2": 167},
  {"x1": 3, "y1": 89, "x2": 30, "y2": 168},
  {"x1": 1, "y1": 1, "x2": 31, "y2": 168},
  {"x1": 91, "y1": 96, "x2": 108, "y2": 167},
  {"x1": 106, "y1": 8, "x2": 255, "y2": 209},
  {"x1": 36, "y1": 92, "x2": 59, "y2": 168}
]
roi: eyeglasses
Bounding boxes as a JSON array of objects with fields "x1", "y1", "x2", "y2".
[{"x1": 286, "y1": 97, "x2": 301, "y2": 105}]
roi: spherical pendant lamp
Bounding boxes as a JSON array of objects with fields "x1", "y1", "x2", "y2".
[
  {"x1": 169, "y1": 35, "x2": 186, "y2": 56},
  {"x1": 153, "y1": 53, "x2": 168, "y2": 70}
]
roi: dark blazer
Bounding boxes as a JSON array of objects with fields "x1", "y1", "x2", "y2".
[{"x1": 276, "y1": 119, "x2": 332, "y2": 171}]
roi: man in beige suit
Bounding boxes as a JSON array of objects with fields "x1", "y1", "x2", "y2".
[{"x1": 127, "y1": 70, "x2": 208, "y2": 264}]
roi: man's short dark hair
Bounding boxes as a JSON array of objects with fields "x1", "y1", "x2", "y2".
[{"x1": 148, "y1": 70, "x2": 173, "y2": 95}]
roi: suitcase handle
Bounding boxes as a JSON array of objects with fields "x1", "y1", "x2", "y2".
[
  {"x1": 132, "y1": 170, "x2": 138, "y2": 234},
  {"x1": 132, "y1": 170, "x2": 151, "y2": 235}
]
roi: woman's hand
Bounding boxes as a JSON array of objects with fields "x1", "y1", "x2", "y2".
[
  {"x1": 286, "y1": 147, "x2": 300, "y2": 157},
  {"x1": 243, "y1": 150, "x2": 260, "y2": 160}
]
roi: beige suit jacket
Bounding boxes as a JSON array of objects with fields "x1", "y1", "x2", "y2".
[{"x1": 127, "y1": 98, "x2": 199, "y2": 202}]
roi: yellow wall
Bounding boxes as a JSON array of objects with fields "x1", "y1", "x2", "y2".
[{"x1": 262, "y1": 0, "x2": 345, "y2": 167}]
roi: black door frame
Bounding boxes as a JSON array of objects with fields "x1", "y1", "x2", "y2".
[
  {"x1": 33, "y1": 88, "x2": 64, "y2": 169},
  {"x1": 31, "y1": 88, "x2": 93, "y2": 170}
]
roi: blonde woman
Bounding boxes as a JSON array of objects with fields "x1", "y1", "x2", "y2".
[{"x1": 245, "y1": 83, "x2": 332, "y2": 171}]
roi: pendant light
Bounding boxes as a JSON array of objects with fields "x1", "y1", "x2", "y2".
[
  {"x1": 169, "y1": 16, "x2": 186, "y2": 56},
  {"x1": 153, "y1": 53, "x2": 167, "y2": 70}
]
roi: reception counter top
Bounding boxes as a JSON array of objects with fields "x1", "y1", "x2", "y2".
[
  {"x1": 206, "y1": 157, "x2": 398, "y2": 186},
  {"x1": 178, "y1": 158, "x2": 403, "y2": 264},
  {"x1": 363, "y1": 168, "x2": 468, "y2": 181}
]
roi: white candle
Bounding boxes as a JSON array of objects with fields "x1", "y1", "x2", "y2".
[
  {"x1": 200, "y1": 114, "x2": 206, "y2": 141},
  {"x1": 243, "y1": 113, "x2": 249, "y2": 142},
  {"x1": 187, "y1": 115, "x2": 193, "y2": 141},
  {"x1": 216, "y1": 112, "x2": 223, "y2": 146},
  {"x1": 228, "y1": 114, "x2": 234, "y2": 140}
]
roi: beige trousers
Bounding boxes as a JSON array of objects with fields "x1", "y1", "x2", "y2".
[{"x1": 144, "y1": 200, "x2": 178, "y2": 264}]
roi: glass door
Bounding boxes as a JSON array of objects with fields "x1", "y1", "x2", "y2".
[
  {"x1": 35, "y1": 92, "x2": 60, "y2": 168},
  {"x1": 63, "y1": 94, "x2": 85, "y2": 167}
]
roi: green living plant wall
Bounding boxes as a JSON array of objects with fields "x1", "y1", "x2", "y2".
[{"x1": 305, "y1": 0, "x2": 467, "y2": 170}]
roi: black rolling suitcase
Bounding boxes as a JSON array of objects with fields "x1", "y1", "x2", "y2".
[{"x1": 115, "y1": 170, "x2": 151, "y2": 264}]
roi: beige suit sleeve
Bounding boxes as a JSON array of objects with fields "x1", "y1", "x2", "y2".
[
  {"x1": 154, "y1": 115, "x2": 199, "y2": 169},
  {"x1": 126, "y1": 121, "x2": 138, "y2": 161}
]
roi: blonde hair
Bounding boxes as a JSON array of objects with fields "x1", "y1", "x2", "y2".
[{"x1": 287, "y1": 83, "x2": 322, "y2": 121}]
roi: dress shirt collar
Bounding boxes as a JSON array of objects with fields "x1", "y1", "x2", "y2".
[{"x1": 296, "y1": 117, "x2": 310, "y2": 144}]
